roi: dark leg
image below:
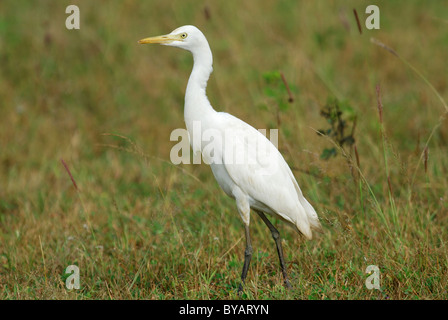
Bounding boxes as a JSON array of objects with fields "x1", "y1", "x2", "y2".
[
  {"x1": 238, "y1": 224, "x2": 253, "y2": 295},
  {"x1": 256, "y1": 211, "x2": 292, "y2": 289}
]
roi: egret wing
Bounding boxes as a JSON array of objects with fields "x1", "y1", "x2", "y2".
[{"x1": 217, "y1": 112, "x2": 317, "y2": 238}]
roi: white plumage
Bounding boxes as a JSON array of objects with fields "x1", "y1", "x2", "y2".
[{"x1": 139, "y1": 25, "x2": 321, "y2": 292}]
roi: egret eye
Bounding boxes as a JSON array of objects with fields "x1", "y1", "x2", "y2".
[{"x1": 180, "y1": 33, "x2": 188, "y2": 39}]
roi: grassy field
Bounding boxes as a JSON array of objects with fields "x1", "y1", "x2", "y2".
[{"x1": 1, "y1": 0, "x2": 447, "y2": 299}]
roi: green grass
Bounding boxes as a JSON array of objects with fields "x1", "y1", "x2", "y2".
[{"x1": 1, "y1": 0, "x2": 447, "y2": 299}]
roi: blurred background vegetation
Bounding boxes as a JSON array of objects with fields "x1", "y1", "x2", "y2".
[{"x1": 0, "y1": 0, "x2": 447, "y2": 299}]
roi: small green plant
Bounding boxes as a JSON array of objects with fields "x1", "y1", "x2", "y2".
[
  {"x1": 262, "y1": 71, "x2": 296, "y2": 121},
  {"x1": 317, "y1": 98, "x2": 357, "y2": 160}
]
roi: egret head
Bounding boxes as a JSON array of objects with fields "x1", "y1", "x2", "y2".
[
  {"x1": 138, "y1": 25, "x2": 208, "y2": 53},
  {"x1": 139, "y1": 25, "x2": 213, "y2": 82}
]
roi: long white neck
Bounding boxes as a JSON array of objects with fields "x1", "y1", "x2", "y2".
[{"x1": 184, "y1": 42, "x2": 215, "y2": 138}]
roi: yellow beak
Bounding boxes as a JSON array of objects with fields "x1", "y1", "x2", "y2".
[{"x1": 138, "y1": 34, "x2": 180, "y2": 45}]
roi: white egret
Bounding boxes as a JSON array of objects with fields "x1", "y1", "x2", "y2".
[{"x1": 139, "y1": 25, "x2": 321, "y2": 293}]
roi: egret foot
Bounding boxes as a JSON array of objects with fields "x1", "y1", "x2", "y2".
[
  {"x1": 238, "y1": 224, "x2": 252, "y2": 296},
  {"x1": 284, "y1": 278, "x2": 293, "y2": 290},
  {"x1": 256, "y1": 211, "x2": 293, "y2": 289}
]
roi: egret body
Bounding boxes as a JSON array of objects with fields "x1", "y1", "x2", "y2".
[{"x1": 139, "y1": 25, "x2": 321, "y2": 292}]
